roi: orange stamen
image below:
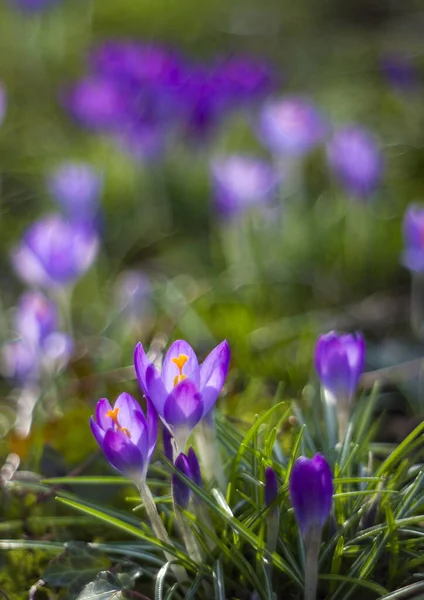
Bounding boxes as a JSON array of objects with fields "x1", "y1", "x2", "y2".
[
  {"x1": 171, "y1": 353, "x2": 189, "y2": 387},
  {"x1": 105, "y1": 407, "x2": 131, "y2": 438}
]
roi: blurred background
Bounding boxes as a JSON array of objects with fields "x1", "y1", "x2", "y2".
[{"x1": 0, "y1": 0, "x2": 424, "y2": 456}]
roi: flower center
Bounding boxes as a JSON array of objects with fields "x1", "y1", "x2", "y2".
[
  {"x1": 105, "y1": 407, "x2": 131, "y2": 438},
  {"x1": 171, "y1": 353, "x2": 188, "y2": 387}
]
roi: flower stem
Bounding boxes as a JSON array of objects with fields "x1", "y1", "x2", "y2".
[
  {"x1": 138, "y1": 480, "x2": 187, "y2": 582},
  {"x1": 195, "y1": 417, "x2": 226, "y2": 490},
  {"x1": 304, "y1": 526, "x2": 322, "y2": 600}
]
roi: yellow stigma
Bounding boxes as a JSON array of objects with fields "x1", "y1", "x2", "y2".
[
  {"x1": 105, "y1": 407, "x2": 130, "y2": 438},
  {"x1": 171, "y1": 353, "x2": 189, "y2": 387}
]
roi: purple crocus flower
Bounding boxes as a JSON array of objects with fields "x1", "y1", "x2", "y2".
[
  {"x1": 134, "y1": 339, "x2": 230, "y2": 451},
  {"x1": 289, "y1": 453, "x2": 333, "y2": 537},
  {"x1": 210, "y1": 155, "x2": 280, "y2": 219},
  {"x1": 90, "y1": 393, "x2": 158, "y2": 484},
  {"x1": 0, "y1": 84, "x2": 7, "y2": 126},
  {"x1": 172, "y1": 453, "x2": 193, "y2": 509},
  {"x1": 258, "y1": 96, "x2": 327, "y2": 156},
  {"x1": 187, "y1": 447, "x2": 202, "y2": 488},
  {"x1": 214, "y1": 56, "x2": 275, "y2": 103},
  {"x1": 1, "y1": 340, "x2": 39, "y2": 383},
  {"x1": 402, "y1": 205, "x2": 424, "y2": 272},
  {"x1": 264, "y1": 466, "x2": 278, "y2": 507},
  {"x1": 11, "y1": 214, "x2": 99, "y2": 288},
  {"x1": 63, "y1": 77, "x2": 131, "y2": 131},
  {"x1": 326, "y1": 126, "x2": 383, "y2": 197},
  {"x1": 48, "y1": 162, "x2": 102, "y2": 222},
  {"x1": 314, "y1": 331, "x2": 365, "y2": 405},
  {"x1": 15, "y1": 291, "x2": 57, "y2": 348}
]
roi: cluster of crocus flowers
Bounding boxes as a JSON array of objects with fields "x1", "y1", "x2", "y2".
[
  {"x1": 134, "y1": 339, "x2": 230, "y2": 452},
  {"x1": 63, "y1": 39, "x2": 276, "y2": 157},
  {"x1": 11, "y1": 213, "x2": 99, "y2": 289},
  {"x1": 326, "y1": 125, "x2": 383, "y2": 198},
  {"x1": 2, "y1": 291, "x2": 73, "y2": 383},
  {"x1": 315, "y1": 330, "x2": 365, "y2": 442}
]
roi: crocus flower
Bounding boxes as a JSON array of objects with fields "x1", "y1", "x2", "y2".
[
  {"x1": 48, "y1": 162, "x2": 102, "y2": 222},
  {"x1": 134, "y1": 339, "x2": 230, "y2": 451},
  {"x1": 1, "y1": 340, "x2": 39, "y2": 383},
  {"x1": 90, "y1": 393, "x2": 157, "y2": 484},
  {"x1": 214, "y1": 56, "x2": 275, "y2": 104},
  {"x1": 402, "y1": 205, "x2": 424, "y2": 272},
  {"x1": 15, "y1": 291, "x2": 57, "y2": 348},
  {"x1": 289, "y1": 453, "x2": 333, "y2": 538},
  {"x1": 172, "y1": 453, "x2": 193, "y2": 509},
  {"x1": 258, "y1": 96, "x2": 327, "y2": 156},
  {"x1": 210, "y1": 154, "x2": 280, "y2": 219},
  {"x1": 0, "y1": 84, "x2": 6, "y2": 126},
  {"x1": 264, "y1": 466, "x2": 278, "y2": 507},
  {"x1": 187, "y1": 447, "x2": 202, "y2": 488},
  {"x1": 326, "y1": 126, "x2": 383, "y2": 197},
  {"x1": 11, "y1": 214, "x2": 99, "y2": 288},
  {"x1": 314, "y1": 331, "x2": 365, "y2": 405}
]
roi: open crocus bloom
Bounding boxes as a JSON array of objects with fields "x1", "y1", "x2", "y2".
[
  {"x1": 90, "y1": 392, "x2": 157, "y2": 484},
  {"x1": 134, "y1": 339, "x2": 230, "y2": 451}
]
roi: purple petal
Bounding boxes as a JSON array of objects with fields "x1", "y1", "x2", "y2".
[
  {"x1": 134, "y1": 342, "x2": 151, "y2": 394},
  {"x1": 145, "y1": 362, "x2": 168, "y2": 415},
  {"x1": 103, "y1": 428, "x2": 144, "y2": 481},
  {"x1": 95, "y1": 398, "x2": 113, "y2": 431},
  {"x1": 115, "y1": 392, "x2": 143, "y2": 431},
  {"x1": 146, "y1": 397, "x2": 158, "y2": 459},
  {"x1": 163, "y1": 380, "x2": 203, "y2": 430},
  {"x1": 199, "y1": 340, "x2": 230, "y2": 416},
  {"x1": 131, "y1": 410, "x2": 150, "y2": 462},
  {"x1": 162, "y1": 340, "x2": 200, "y2": 392},
  {"x1": 187, "y1": 447, "x2": 202, "y2": 488},
  {"x1": 90, "y1": 416, "x2": 106, "y2": 450},
  {"x1": 172, "y1": 453, "x2": 192, "y2": 508},
  {"x1": 265, "y1": 466, "x2": 278, "y2": 507},
  {"x1": 289, "y1": 453, "x2": 333, "y2": 536},
  {"x1": 162, "y1": 425, "x2": 174, "y2": 461}
]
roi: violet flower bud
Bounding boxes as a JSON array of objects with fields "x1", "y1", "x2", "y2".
[
  {"x1": 90, "y1": 393, "x2": 158, "y2": 484},
  {"x1": 210, "y1": 154, "x2": 280, "y2": 219},
  {"x1": 258, "y1": 96, "x2": 327, "y2": 156},
  {"x1": 172, "y1": 453, "x2": 192, "y2": 509},
  {"x1": 402, "y1": 205, "x2": 424, "y2": 273},
  {"x1": 289, "y1": 453, "x2": 333, "y2": 538},
  {"x1": 187, "y1": 447, "x2": 202, "y2": 488},
  {"x1": 264, "y1": 466, "x2": 278, "y2": 507},
  {"x1": 48, "y1": 162, "x2": 102, "y2": 222},
  {"x1": 134, "y1": 339, "x2": 230, "y2": 452},
  {"x1": 162, "y1": 426, "x2": 174, "y2": 462},
  {"x1": 11, "y1": 213, "x2": 99, "y2": 288},
  {"x1": 326, "y1": 125, "x2": 383, "y2": 198},
  {"x1": 314, "y1": 331, "x2": 365, "y2": 405}
]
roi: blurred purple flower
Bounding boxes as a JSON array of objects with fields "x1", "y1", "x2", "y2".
[
  {"x1": 172, "y1": 452, "x2": 193, "y2": 509},
  {"x1": 402, "y1": 205, "x2": 424, "y2": 272},
  {"x1": 162, "y1": 426, "x2": 174, "y2": 462},
  {"x1": 258, "y1": 96, "x2": 327, "y2": 156},
  {"x1": 134, "y1": 339, "x2": 230, "y2": 451},
  {"x1": 90, "y1": 393, "x2": 158, "y2": 483},
  {"x1": 289, "y1": 453, "x2": 333, "y2": 537},
  {"x1": 264, "y1": 466, "x2": 278, "y2": 507},
  {"x1": 327, "y1": 126, "x2": 383, "y2": 197},
  {"x1": 214, "y1": 56, "x2": 275, "y2": 103},
  {"x1": 210, "y1": 154, "x2": 280, "y2": 219},
  {"x1": 380, "y1": 54, "x2": 417, "y2": 92},
  {"x1": 9, "y1": 0, "x2": 60, "y2": 11},
  {"x1": 0, "y1": 84, "x2": 7, "y2": 126},
  {"x1": 15, "y1": 291, "x2": 57, "y2": 347},
  {"x1": 187, "y1": 447, "x2": 202, "y2": 488},
  {"x1": 11, "y1": 214, "x2": 99, "y2": 288},
  {"x1": 48, "y1": 162, "x2": 102, "y2": 222},
  {"x1": 315, "y1": 331, "x2": 365, "y2": 404},
  {"x1": 41, "y1": 331, "x2": 74, "y2": 373},
  {"x1": 2, "y1": 340, "x2": 39, "y2": 383},
  {"x1": 63, "y1": 77, "x2": 132, "y2": 131},
  {"x1": 114, "y1": 122, "x2": 167, "y2": 162}
]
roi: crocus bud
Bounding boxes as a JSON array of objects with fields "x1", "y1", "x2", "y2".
[
  {"x1": 258, "y1": 96, "x2": 327, "y2": 156},
  {"x1": 187, "y1": 447, "x2": 202, "y2": 488},
  {"x1": 210, "y1": 154, "x2": 280, "y2": 219},
  {"x1": 289, "y1": 453, "x2": 333, "y2": 538},
  {"x1": 48, "y1": 162, "x2": 102, "y2": 222},
  {"x1": 314, "y1": 331, "x2": 365, "y2": 405},
  {"x1": 172, "y1": 453, "x2": 192, "y2": 509},
  {"x1": 162, "y1": 426, "x2": 174, "y2": 462},
  {"x1": 326, "y1": 126, "x2": 383, "y2": 198},
  {"x1": 402, "y1": 205, "x2": 424, "y2": 273},
  {"x1": 264, "y1": 466, "x2": 278, "y2": 507}
]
